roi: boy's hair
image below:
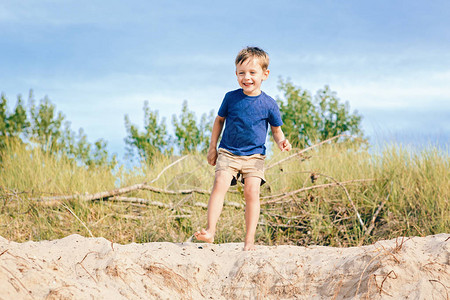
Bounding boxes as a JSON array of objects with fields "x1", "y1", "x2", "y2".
[{"x1": 235, "y1": 47, "x2": 269, "y2": 71}]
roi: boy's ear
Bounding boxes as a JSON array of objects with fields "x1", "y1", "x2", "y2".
[{"x1": 263, "y1": 69, "x2": 270, "y2": 80}]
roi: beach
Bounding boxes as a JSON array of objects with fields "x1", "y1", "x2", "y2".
[{"x1": 0, "y1": 233, "x2": 448, "y2": 299}]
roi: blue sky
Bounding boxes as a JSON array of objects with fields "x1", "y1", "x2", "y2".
[{"x1": 1, "y1": 0, "x2": 449, "y2": 159}]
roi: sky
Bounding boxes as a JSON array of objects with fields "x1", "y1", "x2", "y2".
[{"x1": 1, "y1": 0, "x2": 449, "y2": 160}]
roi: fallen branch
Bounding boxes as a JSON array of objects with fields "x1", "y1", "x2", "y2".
[
  {"x1": 108, "y1": 196, "x2": 193, "y2": 214},
  {"x1": 258, "y1": 221, "x2": 307, "y2": 230},
  {"x1": 141, "y1": 185, "x2": 210, "y2": 195},
  {"x1": 149, "y1": 155, "x2": 189, "y2": 184},
  {"x1": 33, "y1": 183, "x2": 212, "y2": 204},
  {"x1": 193, "y1": 201, "x2": 208, "y2": 208},
  {"x1": 358, "y1": 198, "x2": 388, "y2": 246},
  {"x1": 358, "y1": 182, "x2": 392, "y2": 246},
  {"x1": 168, "y1": 214, "x2": 192, "y2": 219},
  {"x1": 266, "y1": 134, "x2": 347, "y2": 170},
  {"x1": 34, "y1": 183, "x2": 147, "y2": 203},
  {"x1": 109, "y1": 196, "x2": 170, "y2": 208},
  {"x1": 108, "y1": 196, "x2": 243, "y2": 210},
  {"x1": 261, "y1": 178, "x2": 375, "y2": 204},
  {"x1": 191, "y1": 201, "x2": 244, "y2": 209},
  {"x1": 33, "y1": 155, "x2": 202, "y2": 204},
  {"x1": 315, "y1": 173, "x2": 367, "y2": 231}
]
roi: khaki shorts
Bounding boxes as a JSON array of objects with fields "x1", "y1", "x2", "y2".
[{"x1": 215, "y1": 148, "x2": 266, "y2": 186}]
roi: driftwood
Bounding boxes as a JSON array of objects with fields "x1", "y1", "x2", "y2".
[
  {"x1": 148, "y1": 155, "x2": 189, "y2": 184},
  {"x1": 34, "y1": 155, "x2": 211, "y2": 205},
  {"x1": 262, "y1": 177, "x2": 375, "y2": 231},
  {"x1": 258, "y1": 221, "x2": 307, "y2": 230},
  {"x1": 261, "y1": 178, "x2": 375, "y2": 204},
  {"x1": 107, "y1": 196, "x2": 244, "y2": 210},
  {"x1": 34, "y1": 184, "x2": 212, "y2": 204},
  {"x1": 266, "y1": 134, "x2": 348, "y2": 170}
]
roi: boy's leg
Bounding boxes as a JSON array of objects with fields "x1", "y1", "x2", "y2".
[
  {"x1": 195, "y1": 170, "x2": 233, "y2": 243},
  {"x1": 243, "y1": 176, "x2": 262, "y2": 251}
]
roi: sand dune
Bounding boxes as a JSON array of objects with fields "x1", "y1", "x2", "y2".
[{"x1": 0, "y1": 234, "x2": 448, "y2": 299}]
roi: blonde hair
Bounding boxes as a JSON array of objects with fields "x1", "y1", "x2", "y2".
[{"x1": 235, "y1": 47, "x2": 269, "y2": 71}]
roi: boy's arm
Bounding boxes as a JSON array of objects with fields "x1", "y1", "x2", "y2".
[
  {"x1": 271, "y1": 126, "x2": 292, "y2": 152},
  {"x1": 207, "y1": 116, "x2": 226, "y2": 166}
]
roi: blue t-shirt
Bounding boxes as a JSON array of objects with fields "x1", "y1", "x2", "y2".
[{"x1": 218, "y1": 89, "x2": 283, "y2": 156}]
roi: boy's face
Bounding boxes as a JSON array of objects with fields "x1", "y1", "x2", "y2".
[{"x1": 235, "y1": 58, "x2": 270, "y2": 96}]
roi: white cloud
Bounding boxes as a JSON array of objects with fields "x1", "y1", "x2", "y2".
[{"x1": 271, "y1": 49, "x2": 450, "y2": 111}]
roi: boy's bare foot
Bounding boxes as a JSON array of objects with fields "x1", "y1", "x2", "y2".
[
  {"x1": 194, "y1": 229, "x2": 214, "y2": 243},
  {"x1": 243, "y1": 242, "x2": 256, "y2": 251}
]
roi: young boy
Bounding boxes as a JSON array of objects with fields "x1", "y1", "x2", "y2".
[{"x1": 194, "y1": 46, "x2": 291, "y2": 251}]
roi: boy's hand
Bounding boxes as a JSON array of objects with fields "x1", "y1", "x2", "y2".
[
  {"x1": 278, "y1": 139, "x2": 292, "y2": 152},
  {"x1": 207, "y1": 147, "x2": 218, "y2": 166}
]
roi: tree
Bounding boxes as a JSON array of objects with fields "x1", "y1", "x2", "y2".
[
  {"x1": 124, "y1": 101, "x2": 171, "y2": 163},
  {"x1": 277, "y1": 79, "x2": 364, "y2": 147},
  {"x1": 1, "y1": 93, "x2": 30, "y2": 145},
  {"x1": 0, "y1": 90, "x2": 116, "y2": 168},
  {"x1": 7, "y1": 95, "x2": 29, "y2": 138},
  {"x1": 172, "y1": 100, "x2": 213, "y2": 154},
  {"x1": 29, "y1": 95, "x2": 65, "y2": 153},
  {"x1": 124, "y1": 100, "x2": 214, "y2": 161}
]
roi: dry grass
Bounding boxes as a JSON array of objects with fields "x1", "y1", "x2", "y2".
[{"x1": 1, "y1": 138, "x2": 448, "y2": 246}]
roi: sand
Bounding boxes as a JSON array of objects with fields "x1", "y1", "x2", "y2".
[{"x1": 0, "y1": 233, "x2": 448, "y2": 299}]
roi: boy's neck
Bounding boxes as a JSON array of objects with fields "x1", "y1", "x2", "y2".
[{"x1": 242, "y1": 89, "x2": 262, "y2": 97}]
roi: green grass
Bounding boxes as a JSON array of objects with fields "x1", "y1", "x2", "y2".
[{"x1": 1, "y1": 138, "x2": 448, "y2": 247}]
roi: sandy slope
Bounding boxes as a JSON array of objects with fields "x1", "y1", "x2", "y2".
[{"x1": 0, "y1": 234, "x2": 448, "y2": 299}]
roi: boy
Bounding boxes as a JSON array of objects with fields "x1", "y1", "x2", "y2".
[{"x1": 194, "y1": 46, "x2": 291, "y2": 251}]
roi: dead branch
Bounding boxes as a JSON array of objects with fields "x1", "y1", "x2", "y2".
[
  {"x1": 266, "y1": 134, "x2": 347, "y2": 170},
  {"x1": 224, "y1": 201, "x2": 244, "y2": 208},
  {"x1": 34, "y1": 182, "x2": 148, "y2": 203},
  {"x1": 193, "y1": 201, "x2": 208, "y2": 208},
  {"x1": 358, "y1": 198, "x2": 388, "y2": 246},
  {"x1": 263, "y1": 212, "x2": 307, "y2": 220},
  {"x1": 108, "y1": 196, "x2": 193, "y2": 214},
  {"x1": 33, "y1": 183, "x2": 212, "y2": 205},
  {"x1": 315, "y1": 173, "x2": 367, "y2": 231},
  {"x1": 258, "y1": 221, "x2": 307, "y2": 229},
  {"x1": 121, "y1": 214, "x2": 146, "y2": 220},
  {"x1": 32, "y1": 155, "x2": 204, "y2": 204},
  {"x1": 149, "y1": 155, "x2": 189, "y2": 184},
  {"x1": 172, "y1": 195, "x2": 192, "y2": 212},
  {"x1": 140, "y1": 185, "x2": 210, "y2": 195},
  {"x1": 109, "y1": 196, "x2": 170, "y2": 208},
  {"x1": 261, "y1": 178, "x2": 375, "y2": 204},
  {"x1": 168, "y1": 214, "x2": 192, "y2": 219},
  {"x1": 108, "y1": 196, "x2": 242, "y2": 211}
]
